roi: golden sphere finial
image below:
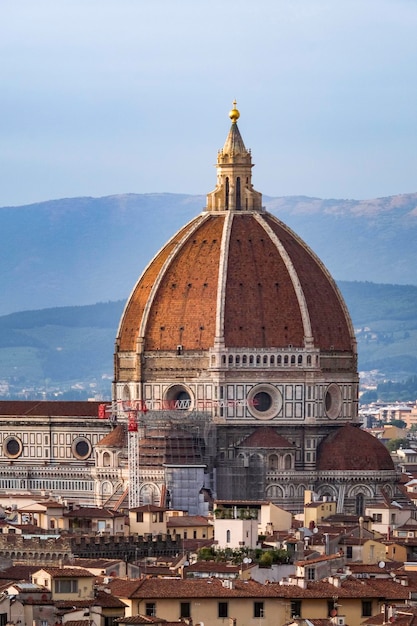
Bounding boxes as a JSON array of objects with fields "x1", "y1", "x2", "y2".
[{"x1": 229, "y1": 99, "x2": 240, "y2": 123}]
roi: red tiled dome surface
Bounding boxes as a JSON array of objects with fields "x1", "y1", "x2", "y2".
[
  {"x1": 317, "y1": 424, "x2": 395, "y2": 471},
  {"x1": 117, "y1": 211, "x2": 354, "y2": 354}
]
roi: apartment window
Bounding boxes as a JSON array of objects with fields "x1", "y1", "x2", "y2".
[
  {"x1": 0, "y1": 614, "x2": 7, "y2": 626},
  {"x1": 145, "y1": 603, "x2": 156, "y2": 617},
  {"x1": 218, "y1": 602, "x2": 228, "y2": 618},
  {"x1": 306, "y1": 567, "x2": 315, "y2": 580},
  {"x1": 373, "y1": 513, "x2": 382, "y2": 522},
  {"x1": 54, "y1": 579, "x2": 78, "y2": 593},
  {"x1": 346, "y1": 546, "x2": 353, "y2": 559},
  {"x1": 254, "y1": 602, "x2": 264, "y2": 618},
  {"x1": 180, "y1": 603, "x2": 191, "y2": 619},
  {"x1": 136, "y1": 512, "x2": 144, "y2": 522},
  {"x1": 291, "y1": 600, "x2": 302, "y2": 618},
  {"x1": 362, "y1": 600, "x2": 372, "y2": 617}
]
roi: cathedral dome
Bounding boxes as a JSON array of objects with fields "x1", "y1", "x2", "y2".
[
  {"x1": 116, "y1": 110, "x2": 356, "y2": 357},
  {"x1": 316, "y1": 424, "x2": 395, "y2": 472}
]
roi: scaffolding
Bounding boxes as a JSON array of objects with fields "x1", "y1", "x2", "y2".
[{"x1": 118, "y1": 403, "x2": 215, "y2": 509}]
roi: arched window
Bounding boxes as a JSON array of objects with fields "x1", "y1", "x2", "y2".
[
  {"x1": 291, "y1": 355, "x2": 296, "y2": 365},
  {"x1": 298, "y1": 355, "x2": 302, "y2": 365},
  {"x1": 284, "y1": 454, "x2": 292, "y2": 469},
  {"x1": 269, "y1": 454, "x2": 278, "y2": 470},
  {"x1": 228, "y1": 355, "x2": 233, "y2": 364},
  {"x1": 226, "y1": 529, "x2": 231, "y2": 543},
  {"x1": 236, "y1": 355, "x2": 240, "y2": 365},
  {"x1": 277, "y1": 355, "x2": 282, "y2": 365},
  {"x1": 263, "y1": 355, "x2": 268, "y2": 364},
  {"x1": 307, "y1": 355, "x2": 312, "y2": 365},
  {"x1": 256, "y1": 355, "x2": 261, "y2": 364},
  {"x1": 249, "y1": 355, "x2": 254, "y2": 364},
  {"x1": 270, "y1": 355, "x2": 275, "y2": 365},
  {"x1": 284, "y1": 355, "x2": 289, "y2": 365},
  {"x1": 356, "y1": 493, "x2": 364, "y2": 516},
  {"x1": 103, "y1": 452, "x2": 111, "y2": 467}
]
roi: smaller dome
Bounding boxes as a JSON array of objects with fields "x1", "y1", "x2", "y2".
[{"x1": 317, "y1": 424, "x2": 394, "y2": 472}]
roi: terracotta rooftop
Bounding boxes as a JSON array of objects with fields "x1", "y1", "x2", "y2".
[
  {"x1": 185, "y1": 561, "x2": 254, "y2": 573},
  {"x1": 130, "y1": 505, "x2": 167, "y2": 513},
  {"x1": 166, "y1": 515, "x2": 210, "y2": 528},
  {"x1": 115, "y1": 618, "x2": 167, "y2": 625},
  {"x1": 96, "y1": 425, "x2": 126, "y2": 448},
  {"x1": 317, "y1": 424, "x2": 395, "y2": 472},
  {"x1": 107, "y1": 574, "x2": 417, "y2": 601},
  {"x1": 238, "y1": 427, "x2": 293, "y2": 449},
  {"x1": 34, "y1": 567, "x2": 94, "y2": 578},
  {"x1": 0, "y1": 400, "x2": 102, "y2": 417},
  {"x1": 0, "y1": 564, "x2": 41, "y2": 580},
  {"x1": 64, "y1": 507, "x2": 121, "y2": 519}
]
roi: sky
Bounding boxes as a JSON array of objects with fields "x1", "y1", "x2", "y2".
[{"x1": 1, "y1": 0, "x2": 417, "y2": 207}]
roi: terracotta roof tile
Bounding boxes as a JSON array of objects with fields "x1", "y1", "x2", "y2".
[
  {"x1": 166, "y1": 516, "x2": 210, "y2": 528},
  {"x1": 238, "y1": 427, "x2": 293, "y2": 449},
  {"x1": 317, "y1": 424, "x2": 395, "y2": 471},
  {"x1": 115, "y1": 616, "x2": 167, "y2": 625},
  {"x1": 35, "y1": 567, "x2": 94, "y2": 578},
  {"x1": 96, "y1": 425, "x2": 126, "y2": 448},
  {"x1": 0, "y1": 400, "x2": 102, "y2": 417}
]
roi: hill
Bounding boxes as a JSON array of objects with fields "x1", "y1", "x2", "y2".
[
  {"x1": 1, "y1": 192, "x2": 416, "y2": 316},
  {"x1": 0, "y1": 281, "x2": 416, "y2": 400}
]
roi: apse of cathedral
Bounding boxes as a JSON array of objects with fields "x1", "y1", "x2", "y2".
[{"x1": 0, "y1": 104, "x2": 399, "y2": 515}]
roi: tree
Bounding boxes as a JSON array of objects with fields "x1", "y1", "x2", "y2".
[
  {"x1": 386, "y1": 438, "x2": 409, "y2": 452},
  {"x1": 388, "y1": 419, "x2": 407, "y2": 429}
]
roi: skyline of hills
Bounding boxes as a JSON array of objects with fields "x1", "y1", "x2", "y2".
[{"x1": 0, "y1": 191, "x2": 416, "y2": 316}]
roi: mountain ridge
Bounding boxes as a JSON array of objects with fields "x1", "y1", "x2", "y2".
[{"x1": 1, "y1": 192, "x2": 416, "y2": 316}]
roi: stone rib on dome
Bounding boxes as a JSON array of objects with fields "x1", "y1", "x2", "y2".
[
  {"x1": 116, "y1": 211, "x2": 355, "y2": 353},
  {"x1": 317, "y1": 424, "x2": 394, "y2": 472}
]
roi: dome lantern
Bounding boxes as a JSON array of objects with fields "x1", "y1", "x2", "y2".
[{"x1": 206, "y1": 102, "x2": 263, "y2": 212}]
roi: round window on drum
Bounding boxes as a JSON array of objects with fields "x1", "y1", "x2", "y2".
[
  {"x1": 324, "y1": 383, "x2": 343, "y2": 419},
  {"x1": 3, "y1": 436, "x2": 23, "y2": 459},
  {"x1": 72, "y1": 437, "x2": 92, "y2": 460},
  {"x1": 164, "y1": 384, "x2": 194, "y2": 411},
  {"x1": 247, "y1": 384, "x2": 282, "y2": 421}
]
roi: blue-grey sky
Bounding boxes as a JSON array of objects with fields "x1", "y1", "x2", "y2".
[{"x1": 1, "y1": 0, "x2": 417, "y2": 207}]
